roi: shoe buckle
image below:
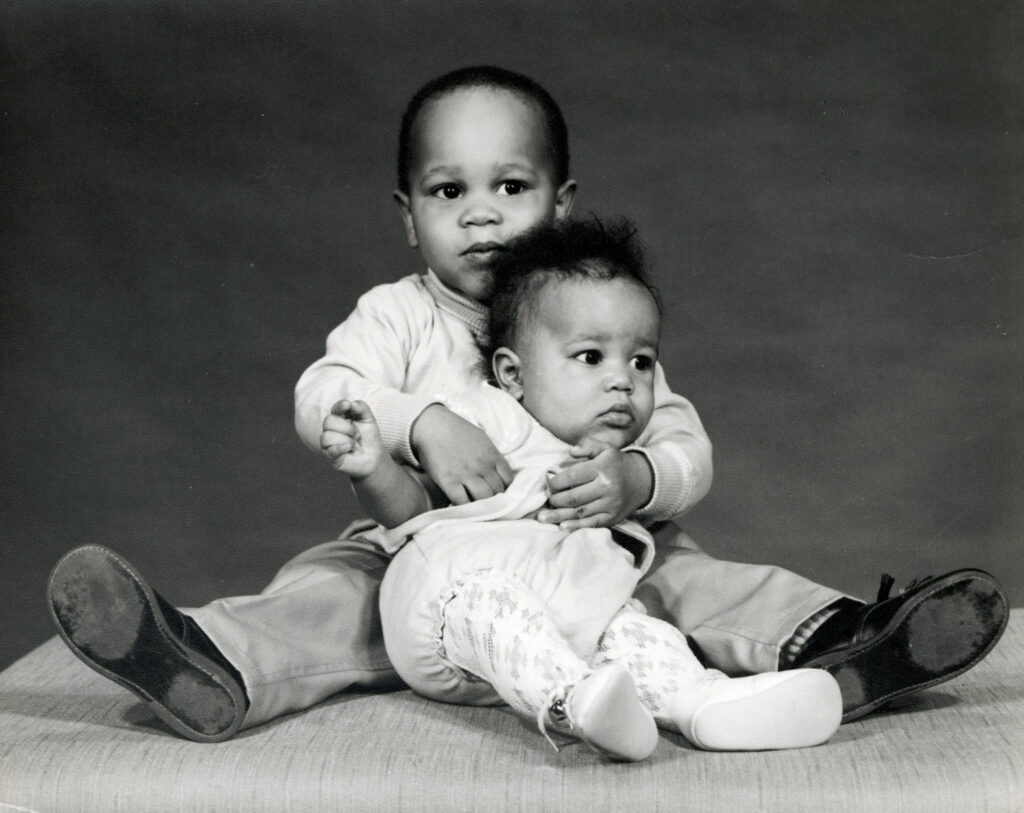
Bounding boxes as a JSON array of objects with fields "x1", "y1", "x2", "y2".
[
  {"x1": 536, "y1": 692, "x2": 571, "y2": 753},
  {"x1": 549, "y1": 698, "x2": 567, "y2": 722}
]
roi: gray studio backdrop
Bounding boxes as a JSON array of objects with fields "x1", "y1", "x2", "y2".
[{"x1": 2, "y1": 1, "x2": 1021, "y2": 669}]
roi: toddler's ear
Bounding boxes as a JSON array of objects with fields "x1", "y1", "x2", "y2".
[
  {"x1": 554, "y1": 179, "x2": 578, "y2": 222},
  {"x1": 393, "y1": 190, "x2": 419, "y2": 248},
  {"x1": 492, "y1": 348, "x2": 524, "y2": 400}
]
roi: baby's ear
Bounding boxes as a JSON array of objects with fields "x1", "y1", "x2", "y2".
[
  {"x1": 492, "y1": 348, "x2": 524, "y2": 400},
  {"x1": 393, "y1": 190, "x2": 418, "y2": 248}
]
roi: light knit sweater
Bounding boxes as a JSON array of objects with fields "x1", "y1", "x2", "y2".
[{"x1": 294, "y1": 270, "x2": 712, "y2": 522}]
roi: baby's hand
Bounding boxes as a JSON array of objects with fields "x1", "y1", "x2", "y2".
[
  {"x1": 411, "y1": 404, "x2": 513, "y2": 505},
  {"x1": 539, "y1": 437, "x2": 653, "y2": 530},
  {"x1": 320, "y1": 400, "x2": 386, "y2": 479}
]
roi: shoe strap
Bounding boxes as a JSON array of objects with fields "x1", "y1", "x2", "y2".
[
  {"x1": 875, "y1": 573, "x2": 934, "y2": 603},
  {"x1": 876, "y1": 573, "x2": 896, "y2": 602}
]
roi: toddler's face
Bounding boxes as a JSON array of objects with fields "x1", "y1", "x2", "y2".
[
  {"x1": 496, "y1": 276, "x2": 660, "y2": 448},
  {"x1": 395, "y1": 88, "x2": 575, "y2": 303}
]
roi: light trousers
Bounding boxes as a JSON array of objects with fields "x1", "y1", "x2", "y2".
[{"x1": 189, "y1": 523, "x2": 845, "y2": 729}]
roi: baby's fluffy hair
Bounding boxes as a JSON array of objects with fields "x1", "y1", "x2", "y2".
[
  {"x1": 484, "y1": 216, "x2": 660, "y2": 365},
  {"x1": 396, "y1": 65, "x2": 570, "y2": 194}
]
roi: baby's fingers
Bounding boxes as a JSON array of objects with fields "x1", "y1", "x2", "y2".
[
  {"x1": 321, "y1": 445, "x2": 352, "y2": 469},
  {"x1": 320, "y1": 422, "x2": 357, "y2": 446},
  {"x1": 320, "y1": 431, "x2": 357, "y2": 455},
  {"x1": 331, "y1": 399, "x2": 375, "y2": 423},
  {"x1": 322, "y1": 410, "x2": 359, "y2": 435}
]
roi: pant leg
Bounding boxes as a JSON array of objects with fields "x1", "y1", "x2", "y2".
[
  {"x1": 635, "y1": 526, "x2": 848, "y2": 674},
  {"x1": 188, "y1": 532, "x2": 402, "y2": 729}
]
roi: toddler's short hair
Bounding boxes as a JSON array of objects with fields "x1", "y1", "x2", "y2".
[
  {"x1": 485, "y1": 217, "x2": 660, "y2": 362},
  {"x1": 397, "y1": 65, "x2": 570, "y2": 194}
]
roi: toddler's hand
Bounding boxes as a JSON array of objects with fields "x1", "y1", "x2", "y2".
[
  {"x1": 539, "y1": 437, "x2": 652, "y2": 530},
  {"x1": 411, "y1": 404, "x2": 513, "y2": 505},
  {"x1": 320, "y1": 400, "x2": 386, "y2": 479}
]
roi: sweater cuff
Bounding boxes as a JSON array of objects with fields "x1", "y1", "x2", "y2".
[
  {"x1": 364, "y1": 390, "x2": 441, "y2": 467},
  {"x1": 629, "y1": 443, "x2": 695, "y2": 522}
]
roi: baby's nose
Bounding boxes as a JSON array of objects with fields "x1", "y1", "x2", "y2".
[{"x1": 606, "y1": 367, "x2": 634, "y2": 391}]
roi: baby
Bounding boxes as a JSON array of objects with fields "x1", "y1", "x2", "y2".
[{"x1": 322, "y1": 218, "x2": 843, "y2": 760}]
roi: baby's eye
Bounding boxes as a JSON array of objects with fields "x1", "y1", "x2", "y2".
[
  {"x1": 497, "y1": 180, "x2": 527, "y2": 196},
  {"x1": 430, "y1": 184, "x2": 462, "y2": 200},
  {"x1": 632, "y1": 355, "x2": 655, "y2": 372},
  {"x1": 574, "y1": 350, "x2": 602, "y2": 365}
]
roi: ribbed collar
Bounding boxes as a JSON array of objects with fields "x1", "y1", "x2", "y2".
[{"x1": 423, "y1": 269, "x2": 490, "y2": 340}]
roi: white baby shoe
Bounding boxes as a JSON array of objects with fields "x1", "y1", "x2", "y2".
[
  {"x1": 671, "y1": 669, "x2": 842, "y2": 751},
  {"x1": 541, "y1": 662, "x2": 659, "y2": 762}
]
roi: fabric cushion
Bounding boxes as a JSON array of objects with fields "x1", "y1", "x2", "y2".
[{"x1": 1, "y1": 610, "x2": 1022, "y2": 812}]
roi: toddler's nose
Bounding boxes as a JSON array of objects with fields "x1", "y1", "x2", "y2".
[{"x1": 459, "y1": 197, "x2": 501, "y2": 227}]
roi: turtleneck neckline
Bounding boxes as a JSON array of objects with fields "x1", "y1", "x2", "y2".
[{"x1": 423, "y1": 269, "x2": 490, "y2": 339}]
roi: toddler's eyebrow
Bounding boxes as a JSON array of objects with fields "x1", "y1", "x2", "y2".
[
  {"x1": 419, "y1": 164, "x2": 460, "y2": 180},
  {"x1": 493, "y1": 162, "x2": 538, "y2": 176},
  {"x1": 420, "y1": 161, "x2": 539, "y2": 180}
]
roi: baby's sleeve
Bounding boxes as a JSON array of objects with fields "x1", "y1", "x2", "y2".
[
  {"x1": 440, "y1": 384, "x2": 533, "y2": 458},
  {"x1": 293, "y1": 282, "x2": 439, "y2": 465},
  {"x1": 630, "y1": 363, "x2": 713, "y2": 522}
]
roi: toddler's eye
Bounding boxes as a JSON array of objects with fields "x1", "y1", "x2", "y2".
[
  {"x1": 632, "y1": 355, "x2": 654, "y2": 372},
  {"x1": 498, "y1": 180, "x2": 527, "y2": 196},
  {"x1": 574, "y1": 350, "x2": 602, "y2": 365},
  {"x1": 431, "y1": 184, "x2": 461, "y2": 200}
]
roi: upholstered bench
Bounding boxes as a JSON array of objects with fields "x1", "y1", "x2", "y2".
[{"x1": 2, "y1": 610, "x2": 1022, "y2": 812}]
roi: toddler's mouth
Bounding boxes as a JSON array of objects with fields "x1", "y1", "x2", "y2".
[{"x1": 462, "y1": 242, "x2": 505, "y2": 257}]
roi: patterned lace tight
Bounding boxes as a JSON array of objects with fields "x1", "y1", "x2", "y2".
[{"x1": 441, "y1": 568, "x2": 714, "y2": 732}]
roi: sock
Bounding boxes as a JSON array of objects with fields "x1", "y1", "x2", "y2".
[
  {"x1": 591, "y1": 606, "x2": 710, "y2": 733},
  {"x1": 781, "y1": 598, "x2": 863, "y2": 667},
  {"x1": 441, "y1": 569, "x2": 589, "y2": 721},
  {"x1": 173, "y1": 602, "x2": 249, "y2": 705}
]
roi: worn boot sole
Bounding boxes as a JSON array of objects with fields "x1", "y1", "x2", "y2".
[
  {"x1": 802, "y1": 569, "x2": 1009, "y2": 722},
  {"x1": 47, "y1": 545, "x2": 246, "y2": 742}
]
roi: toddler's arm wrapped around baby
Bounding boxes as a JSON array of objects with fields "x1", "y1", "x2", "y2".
[
  {"x1": 543, "y1": 363, "x2": 712, "y2": 530},
  {"x1": 295, "y1": 279, "x2": 513, "y2": 508}
]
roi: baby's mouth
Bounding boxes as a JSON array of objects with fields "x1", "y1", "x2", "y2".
[{"x1": 598, "y1": 406, "x2": 634, "y2": 428}]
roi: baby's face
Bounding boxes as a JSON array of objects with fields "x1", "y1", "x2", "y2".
[
  {"x1": 505, "y1": 277, "x2": 660, "y2": 448},
  {"x1": 395, "y1": 88, "x2": 575, "y2": 303}
]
